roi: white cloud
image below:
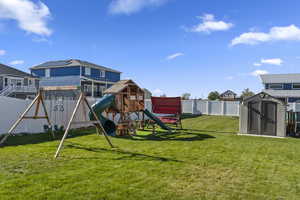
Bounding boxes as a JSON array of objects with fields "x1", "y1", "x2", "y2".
[
  {"x1": 166, "y1": 52, "x2": 184, "y2": 60},
  {"x1": 261, "y1": 58, "x2": 283, "y2": 66},
  {"x1": 109, "y1": 0, "x2": 168, "y2": 15},
  {"x1": 153, "y1": 88, "x2": 163, "y2": 95},
  {"x1": 0, "y1": 49, "x2": 6, "y2": 55},
  {"x1": 253, "y1": 62, "x2": 262, "y2": 66},
  {"x1": 231, "y1": 25, "x2": 300, "y2": 46},
  {"x1": 9, "y1": 60, "x2": 24, "y2": 65},
  {"x1": 189, "y1": 13, "x2": 234, "y2": 34},
  {"x1": 251, "y1": 70, "x2": 269, "y2": 77},
  {"x1": 0, "y1": 0, "x2": 52, "y2": 36}
]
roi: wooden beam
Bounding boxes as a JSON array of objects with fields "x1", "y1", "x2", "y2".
[
  {"x1": 54, "y1": 93, "x2": 84, "y2": 158},
  {"x1": 41, "y1": 86, "x2": 80, "y2": 91},
  {"x1": 34, "y1": 96, "x2": 41, "y2": 117},
  {"x1": 71, "y1": 120, "x2": 98, "y2": 125},
  {"x1": 40, "y1": 93, "x2": 55, "y2": 138},
  {"x1": 23, "y1": 116, "x2": 48, "y2": 119},
  {"x1": 0, "y1": 93, "x2": 41, "y2": 145}
]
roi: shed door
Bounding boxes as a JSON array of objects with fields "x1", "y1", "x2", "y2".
[
  {"x1": 248, "y1": 101, "x2": 260, "y2": 134},
  {"x1": 261, "y1": 101, "x2": 277, "y2": 136}
]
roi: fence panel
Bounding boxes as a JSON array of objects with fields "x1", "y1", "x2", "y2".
[
  {"x1": 182, "y1": 100, "x2": 194, "y2": 114},
  {"x1": 195, "y1": 100, "x2": 208, "y2": 115},
  {"x1": 224, "y1": 101, "x2": 240, "y2": 116},
  {"x1": 209, "y1": 101, "x2": 222, "y2": 115}
]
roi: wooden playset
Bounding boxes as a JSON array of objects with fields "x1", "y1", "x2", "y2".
[{"x1": 103, "y1": 80, "x2": 145, "y2": 135}]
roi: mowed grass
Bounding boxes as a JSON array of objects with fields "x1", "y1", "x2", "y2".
[{"x1": 1, "y1": 115, "x2": 300, "y2": 200}]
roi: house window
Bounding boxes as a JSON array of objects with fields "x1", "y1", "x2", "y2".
[
  {"x1": 292, "y1": 83, "x2": 300, "y2": 89},
  {"x1": 85, "y1": 67, "x2": 91, "y2": 76},
  {"x1": 269, "y1": 83, "x2": 283, "y2": 90},
  {"x1": 4, "y1": 78, "x2": 8, "y2": 86},
  {"x1": 100, "y1": 70, "x2": 105, "y2": 78},
  {"x1": 45, "y1": 69, "x2": 50, "y2": 78}
]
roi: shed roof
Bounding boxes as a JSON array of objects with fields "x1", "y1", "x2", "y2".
[
  {"x1": 31, "y1": 59, "x2": 121, "y2": 73},
  {"x1": 260, "y1": 73, "x2": 300, "y2": 83},
  {"x1": 0, "y1": 63, "x2": 34, "y2": 77},
  {"x1": 243, "y1": 92, "x2": 285, "y2": 105},
  {"x1": 104, "y1": 80, "x2": 142, "y2": 94}
]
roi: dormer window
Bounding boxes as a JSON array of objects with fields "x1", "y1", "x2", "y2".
[{"x1": 85, "y1": 67, "x2": 91, "y2": 76}]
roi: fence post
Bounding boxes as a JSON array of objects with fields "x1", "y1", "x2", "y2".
[
  {"x1": 222, "y1": 101, "x2": 225, "y2": 116},
  {"x1": 206, "y1": 101, "x2": 210, "y2": 115}
]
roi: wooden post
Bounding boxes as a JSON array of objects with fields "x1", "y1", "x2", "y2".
[
  {"x1": 34, "y1": 96, "x2": 41, "y2": 117},
  {"x1": 0, "y1": 93, "x2": 41, "y2": 145},
  {"x1": 54, "y1": 93, "x2": 84, "y2": 158},
  {"x1": 40, "y1": 93, "x2": 55, "y2": 138}
]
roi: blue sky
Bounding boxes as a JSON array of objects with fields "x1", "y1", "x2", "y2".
[{"x1": 1, "y1": 0, "x2": 300, "y2": 98}]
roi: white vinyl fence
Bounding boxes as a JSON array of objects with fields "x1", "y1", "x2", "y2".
[
  {"x1": 0, "y1": 97, "x2": 240, "y2": 135},
  {"x1": 145, "y1": 99, "x2": 240, "y2": 116}
]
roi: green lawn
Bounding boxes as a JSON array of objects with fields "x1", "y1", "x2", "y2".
[{"x1": 1, "y1": 115, "x2": 300, "y2": 200}]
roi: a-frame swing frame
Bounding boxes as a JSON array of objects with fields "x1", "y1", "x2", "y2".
[
  {"x1": 0, "y1": 90, "x2": 54, "y2": 146},
  {"x1": 54, "y1": 90, "x2": 114, "y2": 158},
  {"x1": 0, "y1": 86, "x2": 114, "y2": 159}
]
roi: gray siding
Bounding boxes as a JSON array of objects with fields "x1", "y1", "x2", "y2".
[
  {"x1": 35, "y1": 79, "x2": 39, "y2": 88},
  {"x1": 276, "y1": 104, "x2": 286, "y2": 137},
  {"x1": 239, "y1": 103, "x2": 248, "y2": 134},
  {"x1": 0, "y1": 76, "x2": 3, "y2": 91},
  {"x1": 23, "y1": 78, "x2": 28, "y2": 86}
]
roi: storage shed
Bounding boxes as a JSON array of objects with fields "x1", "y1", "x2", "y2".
[{"x1": 239, "y1": 92, "x2": 286, "y2": 137}]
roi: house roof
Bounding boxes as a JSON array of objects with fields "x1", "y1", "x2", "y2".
[
  {"x1": 104, "y1": 80, "x2": 142, "y2": 94},
  {"x1": 260, "y1": 73, "x2": 300, "y2": 84},
  {"x1": 220, "y1": 90, "x2": 237, "y2": 97},
  {"x1": 30, "y1": 59, "x2": 121, "y2": 73},
  {"x1": 0, "y1": 63, "x2": 34, "y2": 78}
]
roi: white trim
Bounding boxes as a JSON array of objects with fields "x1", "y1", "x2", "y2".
[
  {"x1": 81, "y1": 76, "x2": 115, "y2": 85},
  {"x1": 30, "y1": 65, "x2": 121, "y2": 74},
  {"x1": 237, "y1": 133, "x2": 285, "y2": 139}
]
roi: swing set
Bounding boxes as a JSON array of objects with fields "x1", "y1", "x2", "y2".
[{"x1": 0, "y1": 86, "x2": 113, "y2": 158}]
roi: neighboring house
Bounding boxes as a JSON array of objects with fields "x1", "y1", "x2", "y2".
[
  {"x1": 0, "y1": 63, "x2": 38, "y2": 99},
  {"x1": 220, "y1": 90, "x2": 238, "y2": 101},
  {"x1": 30, "y1": 59, "x2": 121, "y2": 97},
  {"x1": 261, "y1": 73, "x2": 300, "y2": 103}
]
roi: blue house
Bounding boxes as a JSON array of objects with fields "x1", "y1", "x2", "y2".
[
  {"x1": 30, "y1": 59, "x2": 121, "y2": 97},
  {"x1": 261, "y1": 73, "x2": 300, "y2": 103}
]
